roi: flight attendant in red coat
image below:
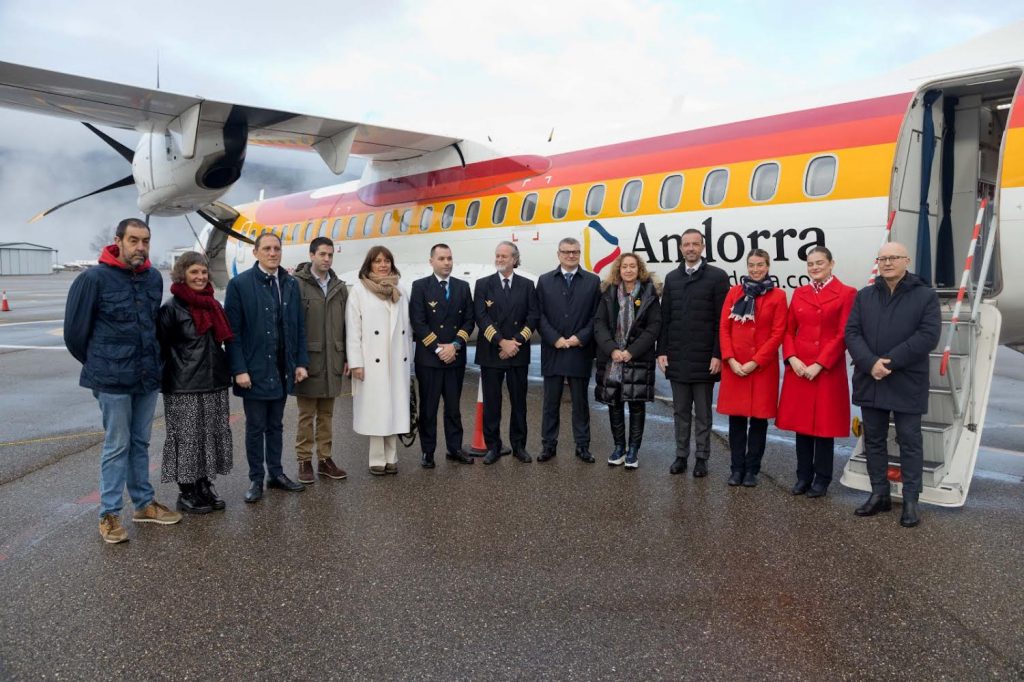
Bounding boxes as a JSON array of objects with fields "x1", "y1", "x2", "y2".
[
  {"x1": 775, "y1": 245, "x2": 857, "y2": 498},
  {"x1": 717, "y1": 249, "x2": 787, "y2": 487}
]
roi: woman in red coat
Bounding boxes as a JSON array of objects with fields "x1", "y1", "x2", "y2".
[
  {"x1": 775, "y1": 246, "x2": 857, "y2": 498},
  {"x1": 717, "y1": 249, "x2": 787, "y2": 487}
]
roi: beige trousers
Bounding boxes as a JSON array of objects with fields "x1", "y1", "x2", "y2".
[
  {"x1": 295, "y1": 396, "x2": 335, "y2": 462},
  {"x1": 368, "y1": 435, "x2": 398, "y2": 468}
]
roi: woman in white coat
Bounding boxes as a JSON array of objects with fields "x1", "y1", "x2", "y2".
[{"x1": 346, "y1": 246, "x2": 412, "y2": 475}]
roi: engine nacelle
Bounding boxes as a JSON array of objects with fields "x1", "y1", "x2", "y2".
[{"x1": 132, "y1": 121, "x2": 247, "y2": 216}]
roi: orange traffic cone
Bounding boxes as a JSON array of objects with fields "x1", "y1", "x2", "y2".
[
  {"x1": 469, "y1": 381, "x2": 488, "y2": 455},
  {"x1": 1, "y1": 291, "x2": 9, "y2": 312}
]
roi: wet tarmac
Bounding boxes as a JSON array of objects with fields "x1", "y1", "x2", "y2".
[{"x1": 2, "y1": 272, "x2": 1024, "y2": 679}]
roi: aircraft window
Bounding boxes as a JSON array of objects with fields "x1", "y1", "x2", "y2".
[
  {"x1": 363, "y1": 213, "x2": 376, "y2": 237},
  {"x1": 702, "y1": 169, "x2": 728, "y2": 206},
  {"x1": 805, "y1": 156, "x2": 837, "y2": 197},
  {"x1": 303, "y1": 221, "x2": 315, "y2": 242},
  {"x1": 400, "y1": 209, "x2": 412, "y2": 233},
  {"x1": 659, "y1": 174, "x2": 683, "y2": 210},
  {"x1": 420, "y1": 206, "x2": 434, "y2": 231},
  {"x1": 585, "y1": 185, "x2": 605, "y2": 216},
  {"x1": 751, "y1": 163, "x2": 780, "y2": 201},
  {"x1": 331, "y1": 218, "x2": 342, "y2": 240},
  {"x1": 293, "y1": 224, "x2": 303, "y2": 242},
  {"x1": 441, "y1": 203, "x2": 455, "y2": 230},
  {"x1": 492, "y1": 196, "x2": 508, "y2": 225},
  {"x1": 318, "y1": 219, "x2": 328, "y2": 238},
  {"x1": 552, "y1": 188, "x2": 571, "y2": 219},
  {"x1": 381, "y1": 211, "x2": 393, "y2": 235},
  {"x1": 466, "y1": 200, "x2": 481, "y2": 228},
  {"x1": 620, "y1": 180, "x2": 642, "y2": 213},
  {"x1": 521, "y1": 193, "x2": 538, "y2": 223},
  {"x1": 346, "y1": 216, "x2": 358, "y2": 238}
]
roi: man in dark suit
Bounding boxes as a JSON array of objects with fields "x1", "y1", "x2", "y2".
[
  {"x1": 410, "y1": 243, "x2": 476, "y2": 468},
  {"x1": 535, "y1": 237, "x2": 602, "y2": 463},
  {"x1": 474, "y1": 241, "x2": 540, "y2": 465}
]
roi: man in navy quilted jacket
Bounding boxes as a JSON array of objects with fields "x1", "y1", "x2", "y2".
[{"x1": 64, "y1": 218, "x2": 182, "y2": 544}]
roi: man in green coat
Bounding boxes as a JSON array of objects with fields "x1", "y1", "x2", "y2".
[{"x1": 292, "y1": 236, "x2": 349, "y2": 483}]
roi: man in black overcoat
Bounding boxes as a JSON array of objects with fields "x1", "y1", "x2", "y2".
[
  {"x1": 656, "y1": 228, "x2": 730, "y2": 478},
  {"x1": 410, "y1": 243, "x2": 476, "y2": 468},
  {"x1": 535, "y1": 237, "x2": 601, "y2": 463},
  {"x1": 845, "y1": 241, "x2": 940, "y2": 528},
  {"x1": 474, "y1": 241, "x2": 540, "y2": 464}
]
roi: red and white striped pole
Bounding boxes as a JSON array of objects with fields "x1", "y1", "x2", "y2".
[
  {"x1": 867, "y1": 210, "x2": 897, "y2": 285},
  {"x1": 939, "y1": 197, "x2": 989, "y2": 376}
]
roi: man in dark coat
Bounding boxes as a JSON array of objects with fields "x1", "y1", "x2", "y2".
[
  {"x1": 535, "y1": 237, "x2": 601, "y2": 463},
  {"x1": 225, "y1": 232, "x2": 310, "y2": 503},
  {"x1": 656, "y1": 228, "x2": 730, "y2": 477},
  {"x1": 474, "y1": 241, "x2": 540, "y2": 464},
  {"x1": 845, "y1": 241, "x2": 941, "y2": 528},
  {"x1": 410, "y1": 243, "x2": 476, "y2": 468},
  {"x1": 292, "y1": 236, "x2": 349, "y2": 484},
  {"x1": 64, "y1": 218, "x2": 181, "y2": 543}
]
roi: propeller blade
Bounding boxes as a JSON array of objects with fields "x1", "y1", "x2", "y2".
[
  {"x1": 83, "y1": 122, "x2": 135, "y2": 163},
  {"x1": 196, "y1": 208, "x2": 254, "y2": 245},
  {"x1": 28, "y1": 174, "x2": 135, "y2": 223}
]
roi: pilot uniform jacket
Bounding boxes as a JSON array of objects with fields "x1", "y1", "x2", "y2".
[
  {"x1": 473, "y1": 272, "x2": 540, "y2": 368},
  {"x1": 657, "y1": 259, "x2": 730, "y2": 384},
  {"x1": 291, "y1": 262, "x2": 348, "y2": 399},
  {"x1": 410, "y1": 275, "x2": 474, "y2": 368},
  {"x1": 593, "y1": 280, "x2": 662, "y2": 404},
  {"x1": 776, "y1": 278, "x2": 857, "y2": 437},
  {"x1": 716, "y1": 285, "x2": 788, "y2": 419},
  {"x1": 845, "y1": 273, "x2": 941, "y2": 415},
  {"x1": 224, "y1": 263, "x2": 310, "y2": 401},
  {"x1": 346, "y1": 279, "x2": 412, "y2": 436},
  {"x1": 536, "y1": 267, "x2": 601, "y2": 378}
]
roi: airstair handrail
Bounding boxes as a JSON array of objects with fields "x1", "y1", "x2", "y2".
[
  {"x1": 867, "y1": 210, "x2": 897, "y2": 285},
  {"x1": 969, "y1": 204, "x2": 999, "y2": 324},
  {"x1": 939, "y1": 197, "x2": 989, "y2": 377}
]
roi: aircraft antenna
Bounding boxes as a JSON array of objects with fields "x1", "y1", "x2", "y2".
[{"x1": 156, "y1": 50, "x2": 161, "y2": 89}]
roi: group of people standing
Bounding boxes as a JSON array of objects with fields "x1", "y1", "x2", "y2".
[{"x1": 65, "y1": 218, "x2": 940, "y2": 545}]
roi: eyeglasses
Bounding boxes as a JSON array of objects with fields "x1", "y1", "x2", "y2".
[
  {"x1": 559, "y1": 250, "x2": 581, "y2": 255},
  {"x1": 875, "y1": 256, "x2": 908, "y2": 264}
]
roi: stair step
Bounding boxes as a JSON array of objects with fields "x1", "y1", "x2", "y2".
[
  {"x1": 929, "y1": 352, "x2": 967, "y2": 386},
  {"x1": 847, "y1": 451, "x2": 947, "y2": 488},
  {"x1": 926, "y1": 388, "x2": 961, "y2": 424}
]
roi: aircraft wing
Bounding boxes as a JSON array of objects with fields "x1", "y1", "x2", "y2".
[{"x1": 0, "y1": 60, "x2": 462, "y2": 169}]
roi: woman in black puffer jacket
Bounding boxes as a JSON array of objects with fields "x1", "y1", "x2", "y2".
[
  {"x1": 158, "y1": 251, "x2": 234, "y2": 514},
  {"x1": 594, "y1": 253, "x2": 662, "y2": 470}
]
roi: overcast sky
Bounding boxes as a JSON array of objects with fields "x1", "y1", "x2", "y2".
[{"x1": 1, "y1": 1, "x2": 1023, "y2": 260}]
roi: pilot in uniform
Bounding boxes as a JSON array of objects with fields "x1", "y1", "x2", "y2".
[
  {"x1": 409, "y1": 244, "x2": 476, "y2": 468},
  {"x1": 474, "y1": 240, "x2": 540, "y2": 465}
]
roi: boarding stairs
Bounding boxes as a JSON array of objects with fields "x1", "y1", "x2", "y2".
[{"x1": 841, "y1": 201, "x2": 1002, "y2": 507}]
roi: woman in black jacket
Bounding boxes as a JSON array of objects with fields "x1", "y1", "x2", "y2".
[
  {"x1": 158, "y1": 251, "x2": 234, "y2": 513},
  {"x1": 594, "y1": 253, "x2": 662, "y2": 469}
]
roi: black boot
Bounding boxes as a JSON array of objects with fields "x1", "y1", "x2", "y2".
[
  {"x1": 177, "y1": 483, "x2": 213, "y2": 515},
  {"x1": 900, "y1": 496, "x2": 921, "y2": 528},
  {"x1": 608, "y1": 403, "x2": 626, "y2": 466},
  {"x1": 196, "y1": 477, "x2": 226, "y2": 511},
  {"x1": 854, "y1": 492, "x2": 892, "y2": 517}
]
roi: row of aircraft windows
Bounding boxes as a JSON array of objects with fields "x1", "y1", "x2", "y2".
[{"x1": 251, "y1": 155, "x2": 838, "y2": 241}]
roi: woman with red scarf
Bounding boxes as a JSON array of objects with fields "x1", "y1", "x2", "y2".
[
  {"x1": 158, "y1": 251, "x2": 234, "y2": 513},
  {"x1": 717, "y1": 249, "x2": 787, "y2": 487}
]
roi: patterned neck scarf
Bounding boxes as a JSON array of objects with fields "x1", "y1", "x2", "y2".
[
  {"x1": 608, "y1": 280, "x2": 641, "y2": 384},
  {"x1": 361, "y1": 272, "x2": 401, "y2": 302},
  {"x1": 812, "y1": 275, "x2": 834, "y2": 293},
  {"x1": 728, "y1": 276, "x2": 775, "y2": 323}
]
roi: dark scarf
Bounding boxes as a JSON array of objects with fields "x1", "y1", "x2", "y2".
[
  {"x1": 728, "y1": 276, "x2": 775, "y2": 323},
  {"x1": 170, "y1": 282, "x2": 234, "y2": 343}
]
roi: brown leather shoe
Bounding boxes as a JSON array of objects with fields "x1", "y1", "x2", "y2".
[
  {"x1": 297, "y1": 460, "x2": 315, "y2": 484},
  {"x1": 318, "y1": 457, "x2": 347, "y2": 480}
]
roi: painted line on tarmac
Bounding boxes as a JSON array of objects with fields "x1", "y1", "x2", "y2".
[
  {"x1": 0, "y1": 345, "x2": 66, "y2": 350},
  {"x1": 0, "y1": 430, "x2": 105, "y2": 448},
  {"x1": 0, "y1": 319, "x2": 63, "y2": 327}
]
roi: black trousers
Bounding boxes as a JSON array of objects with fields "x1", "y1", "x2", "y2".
[
  {"x1": 608, "y1": 401, "x2": 646, "y2": 448},
  {"x1": 670, "y1": 381, "x2": 714, "y2": 461},
  {"x1": 242, "y1": 397, "x2": 286, "y2": 483},
  {"x1": 795, "y1": 434, "x2": 835, "y2": 487},
  {"x1": 728, "y1": 416, "x2": 768, "y2": 474},
  {"x1": 415, "y1": 363, "x2": 466, "y2": 456},
  {"x1": 861, "y1": 406, "x2": 923, "y2": 497},
  {"x1": 541, "y1": 375, "x2": 591, "y2": 449},
  {"x1": 481, "y1": 365, "x2": 528, "y2": 452}
]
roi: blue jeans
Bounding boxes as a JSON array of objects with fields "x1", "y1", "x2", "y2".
[
  {"x1": 243, "y1": 397, "x2": 287, "y2": 482},
  {"x1": 94, "y1": 390, "x2": 159, "y2": 519}
]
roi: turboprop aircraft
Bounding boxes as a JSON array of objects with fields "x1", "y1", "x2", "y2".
[{"x1": 1, "y1": 23, "x2": 1022, "y2": 507}]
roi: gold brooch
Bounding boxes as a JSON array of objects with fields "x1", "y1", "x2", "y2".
[
  {"x1": 428, "y1": 301, "x2": 437, "y2": 308},
  {"x1": 485, "y1": 299, "x2": 494, "y2": 307},
  {"x1": 634, "y1": 299, "x2": 641, "y2": 307}
]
